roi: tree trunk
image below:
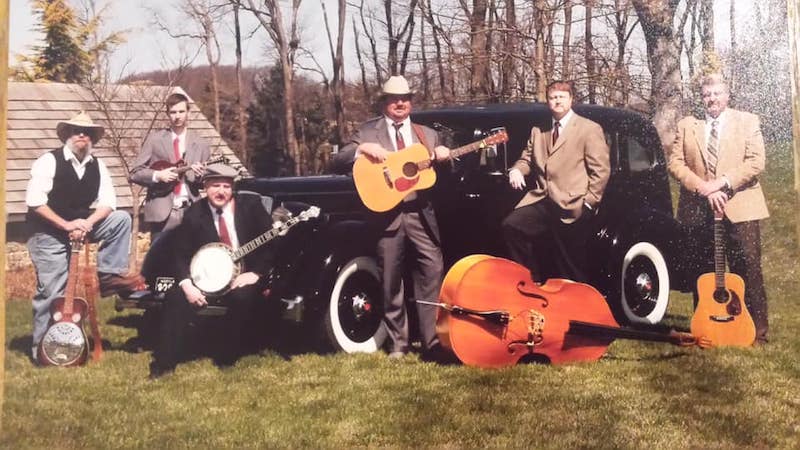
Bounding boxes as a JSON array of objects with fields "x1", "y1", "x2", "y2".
[
  {"x1": 501, "y1": 0, "x2": 516, "y2": 100},
  {"x1": 534, "y1": 0, "x2": 547, "y2": 101},
  {"x1": 562, "y1": 0, "x2": 572, "y2": 80},
  {"x1": 632, "y1": 0, "x2": 683, "y2": 147},
  {"x1": 469, "y1": 0, "x2": 489, "y2": 98},
  {"x1": 234, "y1": 2, "x2": 247, "y2": 164},
  {"x1": 699, "y1": 0, "x2": 714, "y2": 53},
  {"x1": 585, "y1": 0, "x2": 596, "y2": 104}
]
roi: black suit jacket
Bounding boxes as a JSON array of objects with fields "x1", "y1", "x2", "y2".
[{"x1": 172, "y1": 193, "x2": 275, "y2": 283}]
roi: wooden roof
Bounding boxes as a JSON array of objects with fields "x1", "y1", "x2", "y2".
[{"x1": 5, "y1": 81, "x2": 244, "y2": 223}]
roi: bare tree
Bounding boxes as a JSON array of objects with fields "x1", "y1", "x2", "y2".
[
  {"x1": 243, "y1": 0, "x2": 303, "y2": 175},
  {"x1": 631, "y1": 0, "x2": 683, "y2": 146},
  {"x1": 561, "y1": 0, "x2": 572, "y2": 80},
  {"x1": 321, "y1": 0, "x2": 347, "y2": 144},
  {"x1": 585, "y1": 0, "x2": 597, "y2": 103},
  {"x1": 233, "y1": 2, "x2": 248, "y2": 163},
  {"x1": 467, "y1": 0, "x2": 490, "y2": 97}
]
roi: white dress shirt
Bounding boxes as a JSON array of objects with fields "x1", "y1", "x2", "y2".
[
  {"x1": 26, "y1": 145, "x2": 116, "y2": 210},
  {"x1": 209, "y1": 201, "x2": 239, "y2": 249}
]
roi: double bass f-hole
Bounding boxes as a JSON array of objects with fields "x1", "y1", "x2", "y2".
[{"x1": 516, "y1": 281, "x2": 549, "y2": 307}]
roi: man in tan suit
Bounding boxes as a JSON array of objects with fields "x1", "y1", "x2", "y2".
[
  {"x1": 668, "y1": 73, "x2": 769, "y2": 344},
  {"x1": 502, "y1": 80, "x2": 610, "y2": 282}
]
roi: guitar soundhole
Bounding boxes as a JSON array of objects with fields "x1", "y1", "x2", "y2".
[
  {"x1": 402, "y1": 162, "x2": 418, "y2": 178},
  {"x1": 713, "y1": 288, "x2": 729, "y2": 304}
]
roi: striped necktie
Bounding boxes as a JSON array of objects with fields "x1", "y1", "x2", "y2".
[{"x1": 707, "y1": 119, "x2": 719, "y2": 175}]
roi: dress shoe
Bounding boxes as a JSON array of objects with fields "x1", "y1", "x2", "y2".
[
  {"x1": 99, "y1": 272, "x2": 147, "y2": 298},
  {"x1": 148, "y1": 362, "x2": 175, "y2": 380}
]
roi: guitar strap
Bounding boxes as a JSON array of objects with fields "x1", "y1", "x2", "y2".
[
  {"x1": 83, "y1": 244, "x2": 103, "y2": 362},
  {"x1": 411, "y1": 123, "x2": 433, "y2": 157}
]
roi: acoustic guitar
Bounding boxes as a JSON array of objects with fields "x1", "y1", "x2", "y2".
[
  {"x1": 690, "y1": 211, "x2": 756, "y2": 347},
  {"x1": 148, "y1": 155, "x2": 228, "y2": 197},
  {"x1": 38, "y1": 238, "x2": 90, "y2": 367},
  {"x1": 352, "y1": 129, "x2": 508, "y2": 212},
  {"x1": 421, "y1": 254, "x2": 707, "y2": 368}
]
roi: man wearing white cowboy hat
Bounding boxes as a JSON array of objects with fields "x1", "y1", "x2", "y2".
[
  {"x1": 25, "y1": 111, "x2": 144, "y2": 362},
  {"x1": 149, "y1": 163, "x2": 278, "y2": 378},
  {"x1": 330, "y1": 75, "x2": 452, "y2": 361}
]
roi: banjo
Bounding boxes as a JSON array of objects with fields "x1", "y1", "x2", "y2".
[{"x1": 190, "y1": 206, "x2": 321, "y2": 296}]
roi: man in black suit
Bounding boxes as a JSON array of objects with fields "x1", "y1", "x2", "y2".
[
  {"x1": 330, "y1": 76, "x2": 451, "y2": 359},
  {"x1": 149, "y1": 164, "x2": 275, "y2": 377}
]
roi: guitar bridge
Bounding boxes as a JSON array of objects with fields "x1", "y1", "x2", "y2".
[
  {"x1": 382, "y1": 168, "x2": 394, "y2": 188},
  {"x1": 710, "y1": 314, "x2": 734, "y2": 323}
]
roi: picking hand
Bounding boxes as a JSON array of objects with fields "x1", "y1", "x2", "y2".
[
  {"x1": 155, "y1": 167, "x2": 179, "y2": 183},
  {"x1": 182, "y1": 282, "x2": 207, "y2": 307},
  {"x1": 358, "y1": 142, "x2": 390, "y2": 163}
]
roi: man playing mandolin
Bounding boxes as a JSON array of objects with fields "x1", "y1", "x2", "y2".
[
  {"x1": 330, "y1": 76, "x2": 452, "y2": 360},
  {"x1": 130, "y1": 92, "x2": 211, "y2": 239},
  {"x1": 149, "y1": 164, "x2": 279, "y2": 378}
]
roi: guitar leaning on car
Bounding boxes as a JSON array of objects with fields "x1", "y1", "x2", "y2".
[
  {"x1": 38, "y1": 238, "x2": 90, "y2": 367},
  {"x1": 148, "y1": 155, "x2": 228, "y2": 197},
  {"x1": 190, "y1": 206, "x2": 321, "y2": 297},
  {"x1": 352, "y1": 129, "x2": 509, "y2": 212},
  {"x1": 690, "y1": 211, "x2": 756, "y2": 347}
]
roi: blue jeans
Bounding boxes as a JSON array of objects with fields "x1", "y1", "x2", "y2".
[{"x1": 28, "y1": 210, "x2": 133, "y2": 355}]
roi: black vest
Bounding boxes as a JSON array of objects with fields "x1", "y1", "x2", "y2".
[{"x1": 27, "y1": 149, "x2": 101, "y2": 229}]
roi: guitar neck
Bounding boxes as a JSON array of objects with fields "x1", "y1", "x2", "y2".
[
  {"x1": 713, "y1": 215, "x2": 726, "y2": 290},
  {"x1": 63, "y1": 243, "x2": 83, "y2": 315},
  {"x1": 568, "y1": 321, "x2": 688, "y2": 346},
  {"x1": 231, "y1": 215, "x2": 304, "y2": 261},
  {"x1": 416, "y1": 138, "x2": 497, "y2": 170}
]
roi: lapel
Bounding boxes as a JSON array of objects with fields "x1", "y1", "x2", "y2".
[
  {"x1": 232, "y1": 197, "x2": 248, "y2": 243},
  {"x1": 164, "y1": 130, "x2": 180, "y2": 163},
  {"x1": 549, "y1": 116, "x2": 573, "y2": 155},
  {"x1": 197, "y1": 202, "x2": 218, "y2": 242},
  {"x1": 375, "y1": 119, "x2": 395, "y2": 152},
  {"x1": 691, "y1": 118, "x2": 708, "y2": 167}
]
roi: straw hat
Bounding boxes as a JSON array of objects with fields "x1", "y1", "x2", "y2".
[
  {"x1": 56, "y1": 111, "x2": 105, "y2": 144},
  {"x1": 202, "y1": 163, "x2": 239, "y2": 182},
  {"x1": 381, "y1": 76, "x2": 414, "y2": 96}
]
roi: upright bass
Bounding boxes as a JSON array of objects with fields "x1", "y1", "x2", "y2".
[{"x1": 428, "y1": 255, "x2": 707, "y2": 368}]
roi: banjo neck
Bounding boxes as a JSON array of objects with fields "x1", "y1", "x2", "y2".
[{"x1": 229, "y1": 214, "x2": 307, "y2": 262}]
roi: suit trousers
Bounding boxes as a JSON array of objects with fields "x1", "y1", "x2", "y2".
[
  {"x1": 377, "y1": 211, "x2": 443, "y2": 353},
  {"x1": 685, "y1": 217, "x2": 768, "y2": 342},
  {"x1": 502, "y1": 199, "x2": 590, "y2": 283},
  {"x1": 152, "y1": 283, "x2": 261, "y2": 372}
]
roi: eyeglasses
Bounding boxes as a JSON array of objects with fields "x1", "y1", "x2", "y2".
[{"x1": 71, "y1": 127, "x2": 94, "y2": 137}]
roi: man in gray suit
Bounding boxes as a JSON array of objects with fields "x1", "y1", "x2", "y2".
[
  {"x1": 330, "y1": 76, "x2": 451, "y2": 359},
  {"x1": 130, "y1": 93, "x2": 211, "y2": 238}
]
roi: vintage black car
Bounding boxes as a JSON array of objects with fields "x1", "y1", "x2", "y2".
[{"x1": 120, "y1": 103, "x2": 692, "y2": 353}]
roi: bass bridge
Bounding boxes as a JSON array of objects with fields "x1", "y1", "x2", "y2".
[{"x1": 508, "y1": 310, "x2": 545, "y2": 353}]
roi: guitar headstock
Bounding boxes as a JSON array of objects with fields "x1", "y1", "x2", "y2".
[
  {"x1": 484, "y1": 128, "x2": 509, "y2": 146},
  {"x1": 298, "y1": 206, "x2": 321, "y2": 221},
  {"x1": 70, "y1": 237, "x2": 86, "y2": 253}
]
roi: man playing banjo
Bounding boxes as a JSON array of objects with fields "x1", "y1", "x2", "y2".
[{"x1": 149, "y1": 164, "x2": 278, "y2": 378}]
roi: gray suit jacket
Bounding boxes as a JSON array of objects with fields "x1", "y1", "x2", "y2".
[
  {"x1": 130, "y1": 128, "x2": 211, "y2": 223},
  {"x1": 330, "y1": 116, "x2": 441, "y2": 240}
]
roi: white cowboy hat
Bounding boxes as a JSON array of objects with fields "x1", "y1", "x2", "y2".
[
  {"x1": 381, "y1": 76, "x2": 414, "y2": 96},
  {"x1": 56, "y1": 111, "x2": 105, "y2": 144}
]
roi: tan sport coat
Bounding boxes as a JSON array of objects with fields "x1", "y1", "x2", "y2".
[
  {"x1": 511, "y1": 112, "x2": 610, "y2": 223},
  {"x1": 668, "y1": 108, "x2": 769, "y2": 225}
]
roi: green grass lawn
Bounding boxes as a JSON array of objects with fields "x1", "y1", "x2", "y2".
[{"x1": 4, "y1": 143, "x2": 799, "y2": 448}]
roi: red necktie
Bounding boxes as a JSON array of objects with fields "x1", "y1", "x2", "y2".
[
  {"x1": 393, "y1": 123, "x2": 406, "y2": 150},
  {"x1": 172, "y1": 137, "x2": 182, "y2": 194},
  {"x1": 552, "y1": 121, "x2": 560, "y2": 145},
  {"x1": 216, "y1": 208, "x2": 232, "y2": 246}
]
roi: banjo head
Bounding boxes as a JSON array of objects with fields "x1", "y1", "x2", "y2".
[{"x1": 190, "y1": 243, "x2": 240, "y2": 296}]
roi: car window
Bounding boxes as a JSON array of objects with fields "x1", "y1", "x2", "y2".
[{"x1": 619, "y1": 133, "x2": 654, "y2": 172}]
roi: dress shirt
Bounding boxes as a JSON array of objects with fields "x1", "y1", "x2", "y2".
[
  {"x1": 553, "y1": 109, "x2": 575, "y2": 134},
  {"x1": 384, "y1": 116, "x2": 413, "y2": 151},
  {"x1": 26, "y1": 145, "x2": 116, "y2": 210},
  {"x1": 208, "y1": 201, "x2": 239, "y2": 249},
  {"x1": 704, "y1": 109, "x2": 731, "y2": 188}
]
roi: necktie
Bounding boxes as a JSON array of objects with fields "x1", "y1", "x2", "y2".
[
  {"x1": 552, "y1": 121, "x2": 560, "y2": 145},
  {"x1": 707, "y1": 119, "x2": 719, "y2": 175},
  {"x1": 216, "y1": 208, "x2": 232, "y2": 246},
  {"x1": 393, "y1": 122, "x2": 406, "y2": 150},
  {"x1": 172, "y1": 137, "x2": 182, "y2": 194}
]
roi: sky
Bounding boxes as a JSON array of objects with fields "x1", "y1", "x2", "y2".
[{"x1": 8, "y1": 0, "x2": 772, "y2": 81}]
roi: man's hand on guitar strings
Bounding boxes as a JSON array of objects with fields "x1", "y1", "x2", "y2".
[
  {"x1": 155, "y1": 167, "x2": 179, "y2": 183},
  {"x1": 358, "y1": 142, "x2": 389, "y2": 163}
]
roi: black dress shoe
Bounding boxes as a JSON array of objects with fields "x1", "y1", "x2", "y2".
[{"x1": 148, "y1": 362, "x2": 175, "y2": 380}]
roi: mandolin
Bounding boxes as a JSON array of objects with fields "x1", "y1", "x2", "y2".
[
  {"x1": 352, "y1": 129, "x2": 508, "y2": 212},
  {"x1": 38, "y1": 238, "x2": 90, "y2": 367},
  {"x1": 148, "y1": 155, "x2": 228, "y2": 197},
  {"x1": 424, "y1": 255, "x2": 707, "y2": 368},
  {"x1": 690, "y1": 211, "x2": 756, "y2": 347}
]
